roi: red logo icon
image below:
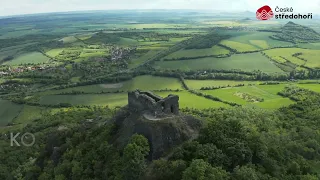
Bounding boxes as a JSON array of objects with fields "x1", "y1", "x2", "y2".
[{"x1": 256, "y1": 5, "x2": 274, "y2": 20}]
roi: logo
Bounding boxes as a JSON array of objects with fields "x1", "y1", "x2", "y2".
[
  {"x1": 10, "y1": 132, "x2": 35, "y2": 147},
  {"x1": 256, "y1": 5, "x2": 274, "y2": 20},
  {"x1": 255, "y1": 6, "x2": 312, "y2": 20}
]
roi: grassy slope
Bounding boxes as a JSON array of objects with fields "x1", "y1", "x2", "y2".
[
  {"x1": 163, "y1": 45, "x2": 230, "y2": 59},
  {"x1": 38, "y1": 75, "x2": 183, "y2": 95},
  {"x1": 129, "y1": 50, "x2": 160, "y2": 68},
  {"x1": 185, "y1": 80, "x2": 260, "y2": 89},
  {"x1": 0, "y1": 100, "x2": 23, "y2": 126},
  {"x1": 40, "y1": 93, "x2": 128, "y2": 107},
  {"x1": 154, "y1": 52, "x2": 283, "y2": 73},
  {"x1": 226, "y1": 32, "x2": 293, "y2": 49},
  {"x1": 297, "y1": 84, "x2": 320, "y2": 93},
  {"x1": 3, "y1": 52, "x2": 50, "y2": 65},
  {"x1": 203, "y1": 84, "x2": 294, "y2": 109},
  {"x1": 13, "y1": 105, "x2": 47, "y2": 124},
  {"x1": 263, "y1": 48, "x2": 320, "y2": 68}
]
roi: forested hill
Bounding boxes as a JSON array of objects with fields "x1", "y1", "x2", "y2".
[
  {"x1": 1, "y1": 86, "x2": 320, "y2": 180},
  {"x1": 271, "y1": 21, "x2": 320, "y2": 43}
]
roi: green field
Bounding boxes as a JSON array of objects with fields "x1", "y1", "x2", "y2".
[
  {"x1": 60, "y1": 36, "x2": 78, "y2": 43},
  {"x1": 13, "y1": 105, "x2": 47, "y2": 124},
  {"x1": 79, "y1": 49, "x2": 108, "y2": 58},
  {"x1": 39, "y1": 75, "x2": 183, "y2": 95},
  {"x1": 185, "y1": 80, "x2": 260, "y2": 89},
  {"x1": 203, "y1": 84, "x2": 294, "y2": 109},
  {"x1": 224, "y1": 32, "x2": 293, "y2": 49},
  {"x1": 39, "y1": 91, "x2": 230, "y2": 109},
  {"x1": 163, "y1": 45, "x2": 230, "y2": 60},
  {"x1": 40, "y1": 93, "x2": 128, "y2": 107},
  {"x1": 46, "y1": 48, "x2": 65, "y2": 57},
  {"x1": 249, "y1": 40, "x2": 269, "y2": 49},
  {"x1": 297, "y1": 83, "x2": 320, "y2": 93},
  {"x1": 263, "y1": 48, "x2": 320, "y2": 68},
  {"x1": 298, "y1": 43, "x2": 320, "y2": 50},
  {"x1": 155, "y1": 91, "x2": 230, "y2": 109},
  {"x1": 220, "y1": 40, "x2": 260, "y2": 52},
  {"x1": 0, "y1": 100, "x2": 23, "y2": 126},
  {"x1": 129, "y1": 50, "x2": 159, "y2": 68},
  {"x1": 3, "y1": 52, "x2": 50, "y2": 65},
  {"x1": 154, "y1": 52, "x2": 283, "y2": 72}
]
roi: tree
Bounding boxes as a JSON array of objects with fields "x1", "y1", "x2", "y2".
[
  {"x1": 152, "y1": 159, "x2": 187, "y2": 180},
  {"x1": 182, "y1": 159, "x2": 229, "y2": 180},
  {"x1": 232, "y1": 165, "x2": 259, "y2": 180},
  {"x1": 122, "y1": 143, "x2": 147, "y2": 180},
  {"x1": 122, "y1": 135, "x2": 150, "y2": 180},
  {"x1": 129, "y1": 134, "x2": 150, "y2": 156}
]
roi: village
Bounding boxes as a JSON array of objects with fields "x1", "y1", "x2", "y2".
[{"x1": 0, "y1": 64, "x2": 52, "y2": 76}]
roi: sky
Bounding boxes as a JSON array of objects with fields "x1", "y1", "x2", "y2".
[{"x1": 1, "y1": 0, "x2": 320, "y2": 16}]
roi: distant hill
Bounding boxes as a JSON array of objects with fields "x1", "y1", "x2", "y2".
[{"x1": 271, "y1": 21, "x2": 320, "y2": 43}]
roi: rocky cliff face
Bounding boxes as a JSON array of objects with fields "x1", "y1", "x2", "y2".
[{"x1": 111, "y1": 107, "x2": 203, "y2": 160}]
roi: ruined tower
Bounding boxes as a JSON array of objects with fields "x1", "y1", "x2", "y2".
[{"x1": 128, "y1": 90, "x2": 179, "y2": 117}]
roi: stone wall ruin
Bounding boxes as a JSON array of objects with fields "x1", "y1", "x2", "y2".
[{"x1": 128, "y1": 90, "x2": 179, "y2": 117}]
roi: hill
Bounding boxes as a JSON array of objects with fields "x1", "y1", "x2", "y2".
[{"x1": 271, "y1": 21, "x2": 320, "y2": 43}]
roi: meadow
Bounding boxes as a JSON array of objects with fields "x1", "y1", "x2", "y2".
[
  {"x1": 129, "y1": 50, "x2": 160, "y2": 68},
  {"x1": 185, "y1": 80, "x2": 260, "y2": 89},
  {"x1": 263, "y1": 48, "x2": 320, "y2": 68},
  {"x1": 13, "y1": 105, "x2": 48, "y2": 124},
  {"x1": 202, "y1": 84, "x2": 295, "y2": 109},
  {"x1": 39, "y1": 93, "x2": 128, "y2": 107},
  {"x1": 162, "y1": 45, "x2": 230, "y2": 60},
  {"x1": 297, "y1": 83, "x2": 320, "y2": 93},
  {"x1": 3, "y1": 52, "x2": 50, "y2": 65},
  {"x1": 37, "y1": 75, "x2": 183, "y2": 95},
  {"x1": 220, "y1": 40, "x2": 260, "y2": 52},
  {"x1": 223, "y1": 32, "x2": 293, "y2": 49},
  {"x1": 0, "y1": 99, "x2": 23, "y2": 126},
  {"x1": 154, "y1": 52, "x2": 284, "y2": 72},
  {"x1": 155, "y1": 91, "x2": 230, "y2": 109}
]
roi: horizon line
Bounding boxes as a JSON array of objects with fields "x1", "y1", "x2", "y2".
[{"x1": 0, "y1": 9, "x2": 256, "y2": 18}]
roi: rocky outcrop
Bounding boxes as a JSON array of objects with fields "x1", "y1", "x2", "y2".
[
  {"x1": 111, "y1": 90, "x2": 203, "y2": 159},
  {"x1": 112, "y1": 108, "x2": 203, "y2": 160}
]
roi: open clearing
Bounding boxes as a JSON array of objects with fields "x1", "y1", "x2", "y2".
[
  {"x1": 0, "y1": 100, "x2": 23, "y2": 126},
  {"x1": 154, "y1": 52, "x2": 283, "y2": 72},
  {"x1": 163, "y1": 45, "x2": 230, "y2": 60},
  {"x1": 60, "y1": 36, "x2": 78, "y2": 43},
  {"x1": 297, "y1": 83, "x2": 320, "y2": 93},
  {"x1": 38, "y1": 75, "x2": 183, "y2": 95},
  {"x1": 263, "y1": 48, "x2": 320, "y2": 68},
  {"x1": 156, "y1": 91, "x2": 230, "y2": 109},
  {"x1": 46, "y1": 48, "x2": 65, "y2": 57},
  {"x1": 185, "y1": 80, "x2": 260, "y2": 89},
  {"x1": 220, "y1": 40, "x2": 260, "y2": 52},
  {"x1": 13, "y1": 105, "x2": 47, "y2": 124},
  {"x1": 202, "y1": 84, "x2": 294, "y2": 109},
  {"x1": 39, "y1": 93, "x2": 128, "y2": 107},
  {"x1": 3, "y1": 52, "x2": 50, "y2": 65},
  {"x1": 224, "y1": 32, "x2": 293, "y2": 49},
  {"x1": 129, "y1": 50, "x2": 159, "y2": 68}
]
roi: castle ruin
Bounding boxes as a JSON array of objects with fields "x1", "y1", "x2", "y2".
[{"x1": 128, "y1": 90, "x2": 179, "y2": 117}]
